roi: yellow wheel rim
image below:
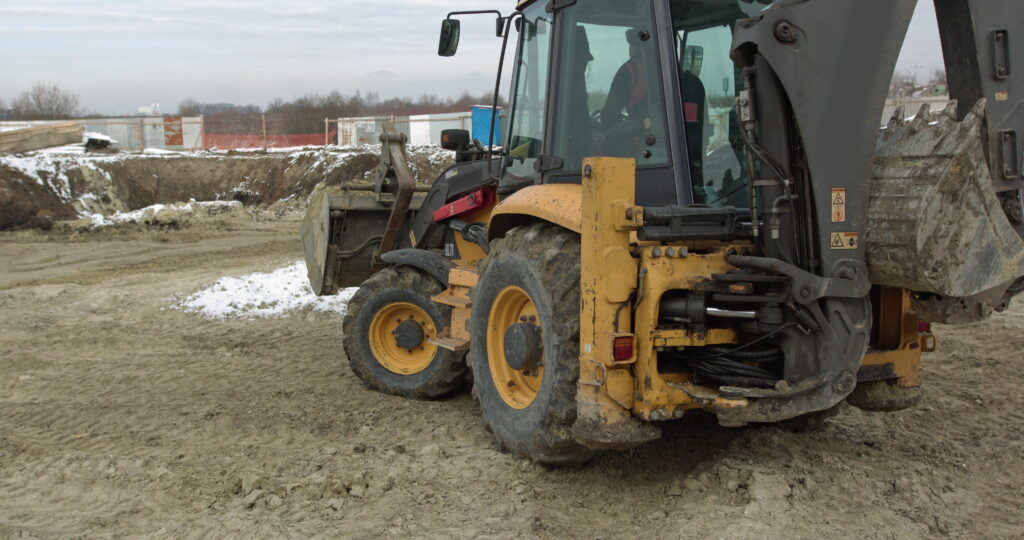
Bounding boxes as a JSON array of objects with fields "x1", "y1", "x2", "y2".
[
  {"x1": 487, "y1": 286, "x2": 543, "y2": 409},
  {"x1": 368, "y1": 302, "x2": 438, "y2": 375}
]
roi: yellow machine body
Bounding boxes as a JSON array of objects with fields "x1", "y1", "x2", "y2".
[{"x1": 429, "y1": 157, "x2": 927, "y2": 428}]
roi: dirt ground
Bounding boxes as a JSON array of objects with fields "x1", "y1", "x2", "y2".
[{"x1": 1, "y1": 214, "x2": 1022, "y2": 539}]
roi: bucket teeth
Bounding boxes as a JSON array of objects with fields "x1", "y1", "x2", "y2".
[
  {"x1": 941, "y1": 99, "x2": 958, "y2": 120},
  {"x1": 869, "y1": 98, "x2": 1024, "y2": 300},
  {"x1": 887, "y1": 105, "x2": 906, "y2": 129},
  {"x1": 909, "y1": 103, "x2": 933, "y2": 130},
  {"x1": 934, "y1": 99, "x2": 959, "y2": 128}
]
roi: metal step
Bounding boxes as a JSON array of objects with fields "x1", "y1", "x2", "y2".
[
  {"x1": 432, "y1": 292, "x2": 472, "y2": 308},
  {"x1": 428, "y1": 331, "x2": 470, "y2": 352}
]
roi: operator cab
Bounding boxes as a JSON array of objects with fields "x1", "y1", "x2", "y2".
[{"x1": 501, "y1": 0, "x2": 774, "y2": 208}]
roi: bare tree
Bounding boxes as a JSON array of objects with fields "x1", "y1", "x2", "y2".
[
  {"x1": 925, "y1": 67, "x2": 947, "y2": 93},
  {"x1": 178, "y1": 97, "x2": 201, "y2": 116},
  {"x1": 11, "y1": 83, "x2": 83, "y2": 119},
  {"x1": 889, "y1": 69, "x2": 920, "y2": 98}
]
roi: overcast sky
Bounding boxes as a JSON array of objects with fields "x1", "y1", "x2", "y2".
[{"x1": 0, "y1": 1, "x2": 944, "y2": 116}]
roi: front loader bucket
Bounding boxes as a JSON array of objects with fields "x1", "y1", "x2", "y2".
[
  {"x1": 867, "y1": 100, "x2": 1024, "y2": 320},
  {"x1": 301, "y1": 125, "x2": 429, "y2": 297},
  {"x1": 300, "y1": 186, "x2": 425, "y2": 296}
]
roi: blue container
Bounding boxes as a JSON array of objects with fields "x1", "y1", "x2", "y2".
[{"x1": 471, "y1": 105, "x2": 503, "y2": 147}]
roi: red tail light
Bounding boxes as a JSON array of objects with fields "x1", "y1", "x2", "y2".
[
  {"x1": 917, "y1": 320, "x2": 932, "y2": 334},
  {"x1": 613, "y1": 335, "x2": 634, "y2": 361}
]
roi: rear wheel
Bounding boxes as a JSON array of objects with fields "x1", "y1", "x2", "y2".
[
  {"x1": 469, "y1": 223, "x2": 595, "y2": 464},
  {"x1": 342, "y1": 266, "x2": 466, "y2": 399}
]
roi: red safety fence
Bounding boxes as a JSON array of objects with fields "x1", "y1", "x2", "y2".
[{"x1": 203, "y1": 129, "x2": 337, "y2": 149}]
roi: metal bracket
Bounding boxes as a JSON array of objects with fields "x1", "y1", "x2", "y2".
[
  {"x1": 999, "y1": 129, "x2": 1020, "y2": 179},
  {"x1": 993, "y1": 29, "x2": 1011, "y2": 80},
  {"x1": 728, "y1": 254, "x2": 871, "y2": 304}
]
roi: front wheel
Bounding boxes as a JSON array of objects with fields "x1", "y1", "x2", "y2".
[
  {"x1": 469, "y1": 223, "x2": 595, "y2": 465},
  {"x1": 342, "y1": 266, "x2": 467, "y2": 399}
]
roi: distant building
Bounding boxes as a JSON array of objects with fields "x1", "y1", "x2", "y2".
[{"x1": 137, "y1": 104, "x2": 162, "y2": 116}]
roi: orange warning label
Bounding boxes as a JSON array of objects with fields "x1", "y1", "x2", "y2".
[
  {"x1": 830, "y1": 232, "x2": 859, "y2": 250},
  {"x1": 831, "y1": 188, "x2": 846, "y2": 223}
]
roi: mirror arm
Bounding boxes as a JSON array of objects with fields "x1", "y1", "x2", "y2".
[
  {"x1": 446, "y1": 10, "x2": 503, "y2": 20},
  {"x1": 486, "y1": 11, "x2": 523, "y2": 169}
]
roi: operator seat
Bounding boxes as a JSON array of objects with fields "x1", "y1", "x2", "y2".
[{"x1": 680, "y1": 69, "x2": 708, "y2": 193}]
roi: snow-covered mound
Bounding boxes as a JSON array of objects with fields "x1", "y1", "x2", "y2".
[
  {"x1": 173, "y1": 261, "x2": 357, "y2": 319},
  {"x1": 0, "y1": 145, "x2": 455, "y2": 230},
  {"x1": 84, "y1": 199, "x2": 242, "y2": 227}
]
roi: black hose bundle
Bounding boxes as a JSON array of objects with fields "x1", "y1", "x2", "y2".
[
  {"x1": 688, "y1": 347, "x2": 782, "y2": 388},
  {"x1": 678, "y1": 323, "x2": 796, "y2": 388}
]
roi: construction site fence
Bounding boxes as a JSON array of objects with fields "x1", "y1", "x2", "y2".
[
  {"x1": 0, "y1": 117, "x2": 204, "y2": 151},
  {"x1": 0, "y1": 98, "x2": 948, "y2": 153}
]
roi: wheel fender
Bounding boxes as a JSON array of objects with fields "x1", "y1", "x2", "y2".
[
  {"x1": 488, "y1": 184, "x2": 582, "y2": 240},
  {"x1": 380, "y1": 249, "x2": 455, "y2": 287}
]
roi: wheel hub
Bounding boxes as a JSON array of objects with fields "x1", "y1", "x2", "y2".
[
  {"x1": 486, "y1": 286, "x2": 544, "y2": 409},
  {"x1": 393, "y1": 319, "x2": 424, "y2": 350},
  {"x1": 503, "y1": 322, "x2": 542, "y2": 371},
  {"x1": 368, "y1": 302, "x2": 437, "y2": 375}
]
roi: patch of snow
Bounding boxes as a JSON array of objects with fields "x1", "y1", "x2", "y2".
[
  {"x1": 173, "y1": 261, "x2": 357, "y2": 319},
  {"x1": 142, "y1": 147, "x2": 181, "y2": 155},
  {"x1": 83, "y1": 132, "x2": 116, "y2": 144},
  {"x1": 83, "y1": 199, "x2": 242, "y2": 227}
]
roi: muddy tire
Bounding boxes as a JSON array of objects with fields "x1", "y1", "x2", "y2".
[
  {"x1": 342, "y1": 266, "x2": 467, "y2": 399},
  {"x1": 469, "y1": 223, "x2": 595, "y2": 465}
]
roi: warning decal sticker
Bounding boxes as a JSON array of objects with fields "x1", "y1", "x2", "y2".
[
  {"x1": 831, "y1": 188, "x2": 846, "y2": 223},
  {"x1": 830, "y1": 232, "x2": 859, "y2": 250}
]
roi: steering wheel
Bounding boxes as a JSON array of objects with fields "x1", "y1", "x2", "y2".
[{"x1": 589, "y1": 109, "x2": 603, "y2": 131}]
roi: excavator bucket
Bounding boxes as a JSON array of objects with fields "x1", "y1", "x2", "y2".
[{"x1": 867, "y1": 99, "x2": 1024, "y2": 322}]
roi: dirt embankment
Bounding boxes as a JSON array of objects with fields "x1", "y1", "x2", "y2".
[{"x1": 0, "y1": 146, "x2": 453, "y2": 231}]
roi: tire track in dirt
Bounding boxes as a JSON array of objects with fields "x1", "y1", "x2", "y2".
[{"x1": 1, "y1": 219, "x2": 1022, "y2": 538}]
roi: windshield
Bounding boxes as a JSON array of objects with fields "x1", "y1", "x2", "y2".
[{"x1": 505, "y1": 5, "x2": 553, "y2": 178}]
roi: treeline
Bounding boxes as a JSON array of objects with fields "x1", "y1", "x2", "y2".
[
  {"x1": 889, "y1": 67, "x2": 948, "y2": 98},
  {"x1": 2, "y1": 83, "x2": 84, "y2": 120},
  {"x1": 180, "y1": 91, "x2": 508, "y2": 135}
]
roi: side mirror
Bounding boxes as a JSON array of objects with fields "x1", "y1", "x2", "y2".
[
  {"x1": 438, "y1": 19, "x2": 461, "y2": 57},
  {"x1": 683, "y1": 45, "x2": 704, "y2": 77}
]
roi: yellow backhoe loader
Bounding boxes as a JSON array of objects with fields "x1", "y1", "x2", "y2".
[{"x1": 302, "y1": 0, "x2": 1024, "y2": 463}]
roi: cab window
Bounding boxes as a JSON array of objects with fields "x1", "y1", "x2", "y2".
[
  {"x1": 505, "y1": 7, "x2": 553, "y2": 178},
  {"x1": 550, "y1": 0, "x2": 669, "y2": 172},
  {"x1": 672, "y1": 0, "x2": 775, "y2": 207}
]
